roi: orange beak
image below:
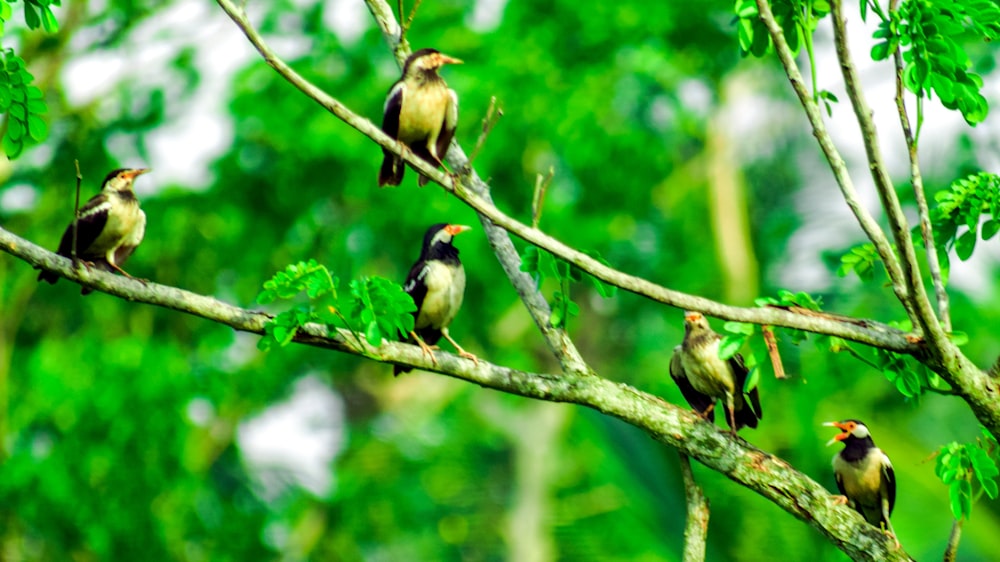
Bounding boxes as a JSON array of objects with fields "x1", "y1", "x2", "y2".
[
  {"x1": 123, "y1": 168, "x2": 151, "y2": 180},
  {"x1": 684, "y1": 311, "x2": 703, "y2": 323},
  {"x1": 437, "y1": 53, "x2": 463, "y2": 65},
  {"x1": 444, "y1": 224, "x2": 472, "y2": 236},
  {"x1": 823, "y1": 421, "x2": 850, "y2": 446}
]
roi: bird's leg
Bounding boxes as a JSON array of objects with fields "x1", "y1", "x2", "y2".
[
  {"x1": 727, "y1": 398, "x2": 738, "y2": 437},
  {"x1": 829, "y1": 495, "x2": 849, "y2": 506},
  {"x1": 696, "y1": 403, "x2": 715, "y2": 420},
  {"x1": 409, "y1": 331, "x2": 439, "y2": 366},
  {"x1": 882, "y1": 501, "x2": 900, "y2": 549},
  {"x1": 442, "y1": 328, "x2": 479, "y2": 365}
]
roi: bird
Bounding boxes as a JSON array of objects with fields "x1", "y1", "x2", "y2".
[
  {"x1": 394, "y1": 223, "x2": 477, "y2": 375},
  {"x1": 378, "y1": 48, "x2": 461, "y2": 187},
  {"x1": 824, "y1": 419, "x2": 897, "y2": 540},
  {"x1": 669, "y1": 311, "x2": 762, "y2": 435},
  {"x1": 37, "y1": 168, "x2": 150, "y2": 295}
]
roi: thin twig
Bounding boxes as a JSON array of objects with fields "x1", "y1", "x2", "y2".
[
  {"x1": 468, "y1": 96, "x2": 502, "y2": 166},
  {"x1": 71, "y1": 160, "x2": 82, "y2": 265},
  {"x1": 827, "y1": 0, "x2": 944, "y2": 344},
  {"x1": 531, "y1": 167, "x2": 554, "y2": 229},
  {"x1": 943, "y1": 518, "x2": 963, "y2": 562},
  {"x1": 762, "y1": 326, "x2": 786, "y2": 379},
  {"x1": 752, "y1": 0, "x2": 915, "y2": 325},
  {"x1": 401, "y1": 0, "x2": 422, "y2": 36},
  {"x1": 678, "y1": 453, "x2": 709, "y2": 562},
  {"x1": 889, "y1": 4, "x2": 950, "y2": 332}
]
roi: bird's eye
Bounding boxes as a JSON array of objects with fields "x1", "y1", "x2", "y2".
[{"x1": 844, "y1": 421, "x2": 856, "y2": 430}]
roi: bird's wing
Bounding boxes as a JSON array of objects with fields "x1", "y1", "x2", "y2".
[
  {"x1": 730, "y1": 353, "x2": 763, "y2": 419},
  {"x1": 55, "y1": 194, "x2": 111, "y2": 258},
  {"x1": 403, "y1": 260, "x2": 430, "y2": 317},
  {"x1": 881, "y1": 451, "x2": 896, "y2": 516},
  {"x1": 669, "y1": 347, "x2": 715, "y2": 420},
  {"x1": 382, "y1": 80, "x2": 404, "y2": 141},
  {"x1": 434, "y1": 88, "x2": 459, "y2": 165},
  {"x1": 833, "y1": 464, "x2": 848, "y2": 497}
]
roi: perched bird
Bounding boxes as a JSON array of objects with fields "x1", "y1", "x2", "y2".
[
  {"x1": 395, "y1": 223, "x2": 477, "y2": 375},
  {"x1": 669, "y1": 311, "x2": 762, "y2": 435},
  {"x1": 825, "y1": 420, "x2": 897, "y2": 539},
  {"x1": 379, "y1": 48, "x2": 461, "y2": 187},
  {"x1": 37, "y1": 168, "x2": 150, "y2": 294}
]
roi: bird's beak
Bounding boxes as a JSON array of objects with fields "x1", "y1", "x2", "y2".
[
  {"x1": 683, "y1": 311, "x2": 702, "y2": 322},
  {"x1": 445, "y1": 224, "x2": 472, "y2": 236},
  {"x1": 438, "y1": 54, "x2": 463, "y2": 65},
  {"x1": 823, "y1": 421, "x2": 849, "y2": 446},
  {"x1": 124, "y1": 168, "x2": 151, "y2": 179}
]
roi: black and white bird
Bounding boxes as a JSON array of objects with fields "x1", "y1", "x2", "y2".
[
  {"x1": 669, "y1": 311, "x2": 762, "y2": 435},
  {"x1": 825, "y1": 420, "x2": 897, "y2": 539},
  {"x1": 395, "y1": 223, "x2": 477, "y2": 375},
  {"x1": 378, "y1": 48, "x2": 461, "y2": 187},
  {"x1": 37, "y1": 168, "x2": 149, "y2": 294}
]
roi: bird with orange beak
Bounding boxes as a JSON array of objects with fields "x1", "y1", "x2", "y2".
[
  {"x1": 378, "y1": 48, "x2": 462, "y2": 187},
  {"x1": 824, "y1": 419, "x2": 897, "y2": 543},
  {"x1": 669, "y1": 311, "x2": 762, "y2": 435},
  {"x1": 38, "y1": 167, "x2": 150, "y2": 294},
  {"x1": 395, "y1": 223, "x2": 477, "y2": 375}
]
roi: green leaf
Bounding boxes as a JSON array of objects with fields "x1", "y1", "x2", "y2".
[
  {"x1": 983, "y1": 219, "x2": 1000, "y2": 240},
  {"x1": 718, "y1": 334, "x2": 746, "y2": 360},
  {"x1": 27, "y1": 114, "x2": 47, "y2": 142},
  {"x1": 955, "y1": 229, "x2": 977, "y2": 260},
  {"x1": 723, "y1": 321, "x2": 754, "y2": 336}
]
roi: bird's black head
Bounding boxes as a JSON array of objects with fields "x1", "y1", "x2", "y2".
[
  {"x1": 403, "y1": 48, "x2": 463, "y2": 77},
  {"x1": 101, "y1": 168, "x2": 150, "y2": 193},
  {"x1": 420, "y1": 223, "x2": 471, "y2": 261},
  {"x1": 824, "y1": 419, "x2": 875, "y2": 448}
]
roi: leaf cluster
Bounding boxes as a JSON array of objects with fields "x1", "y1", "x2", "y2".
[
  {"x1": 256, "y1": 260, "x2": 415, "y2": 351},
  {"x1": 519, "y1": 246, "x2": 616, "y2": 329},
  {"x1": 935, "y1": 428, "x2": 1000, "y2": 520},
  {"x1": 869, "y1": 0, "x2": 999, "y2": 125}
]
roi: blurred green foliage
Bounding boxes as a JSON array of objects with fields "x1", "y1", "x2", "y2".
[{"x1": 0, "y1": 0, "x2": 999, "y2": 561}]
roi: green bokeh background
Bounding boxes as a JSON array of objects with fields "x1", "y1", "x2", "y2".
[{"x1": 1, "y1": 0, "x2": 998, "y2": 560}]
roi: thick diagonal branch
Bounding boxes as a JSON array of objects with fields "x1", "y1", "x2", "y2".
[{"x1": 4, "y1": 223, "x2": 909, "y2": 561}]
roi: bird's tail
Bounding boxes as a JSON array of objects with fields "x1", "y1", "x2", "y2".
[
  {"x1": 37, "y1": 270, "x2": 59, "y2": 285},
  {"x1": 378, "y1": 151, "x2": 404, "y2": 187}
]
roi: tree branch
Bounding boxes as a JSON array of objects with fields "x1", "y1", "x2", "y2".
[
  {"x1": 2, "y1": 222, "x2": 911, "y2": 561},
  {"x1": 889, "y1": 4, "x2": 950, "y2": 332},
  {"x1": 215, "y1": 0, "x2": 921, "y2": 358},
  {"x1": 827, "y1": 0, "x2": 945, "y2": 345},
  {"x1": 678, "y1": 453, "x2": 709, "y2": 562},
  {"x1": 751, "y1": 0, "x2": 915, "y2": 324}
]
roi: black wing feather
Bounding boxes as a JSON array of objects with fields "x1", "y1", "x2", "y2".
[
  {"x1": 884, "y1": 461, "x2": 896, "y2": 517},
  {"x1": 729, "y1": 353, "x2": 762, "y2": 429},
  {"x1": 38, "y1": 195, "x2": 109, "y2": 285},
  {"x1": 379, "y1": 82, "x2": 405, "y2": 186},
  {"x1": 394, "y1": 259, "x2": 434, "y2": 376}
]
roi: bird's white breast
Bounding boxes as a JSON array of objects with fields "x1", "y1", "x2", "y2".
[
  {"x1": 833, "y1": 448, "x2": 891, "y2": 503},
  {"x1": 399, "y1": 82, "x2": 452, "y2": 147},
  {"x1": 415, "y1": 261, "x2": 465, "y2": 330}
]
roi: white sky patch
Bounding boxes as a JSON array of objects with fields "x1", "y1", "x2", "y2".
[
  {"x1": 237, "y1": 375, "x2": 345, "y2": 499},
  {"x1": 0, "y1": 183, "x2": 38, "y2": 212},
  {"x1": 325, "y1": 0, "x2": 369, "y2": 44},
  {"x1": 468, "y1": 0, "x2": 509, "y2": 32},
  {"x1": 775, "y1": 18, "x2": 1000, "y2": 296}
]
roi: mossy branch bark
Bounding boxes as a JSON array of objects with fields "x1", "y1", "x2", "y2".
[{"x1": 3, "y1": 222, "x2": 910, "y2": 561}]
